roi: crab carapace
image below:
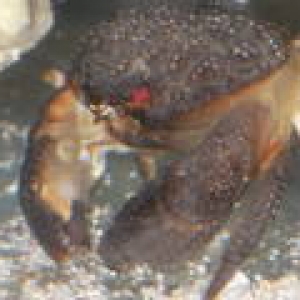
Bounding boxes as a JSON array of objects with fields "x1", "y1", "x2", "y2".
[{"x1": 20, "y1": 3, "x2": 300, "y2": 300}]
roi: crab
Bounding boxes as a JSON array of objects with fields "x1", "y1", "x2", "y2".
[{"x1": 19, "y1": 3, "x2": 300, "y2": 300}]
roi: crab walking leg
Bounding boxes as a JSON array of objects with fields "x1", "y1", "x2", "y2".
[
  {"x1": 204, "y1": 139, "x2": 294, "y2": 300},
  {"x1": 99, "y1": 102, "x2": 274, "y2": 270}
]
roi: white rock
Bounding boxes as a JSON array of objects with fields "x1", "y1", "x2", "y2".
[
  {"x1": 0, "y1": 0, "x2": 53, "y2": 71},
  {"x1": 0, "y1": 0, "x2": 30, "y2": 37}
]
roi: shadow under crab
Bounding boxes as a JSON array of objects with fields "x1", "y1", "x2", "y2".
[{"x1": 20, "y1": 2, "x2": 300, "y2": 299}]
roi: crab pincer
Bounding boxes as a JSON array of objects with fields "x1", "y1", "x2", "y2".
[
  {"x1": 19, "y1": 77, "x2": 167, "y2": 262},
  {"x1": 99, "y1": 102, "x2": 273, "y2": 268},
  {"x1": 19, "y1": 83, "x2": 107, "y2": 261}
]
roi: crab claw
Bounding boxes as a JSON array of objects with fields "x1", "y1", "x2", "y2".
[
  {"x1": 98, "y1": 103, "x2": 274, "y2": 273},
  {"x1": 19, "y1": 76, "x2": 167, "y2": 261},
  {"x1": 19, "y1": 84, "x2": 97, "y2": 261}
]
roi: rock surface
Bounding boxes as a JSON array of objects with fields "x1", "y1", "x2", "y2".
[{"x1": 0, "y1": 0, "x2": 53, "y2": 71}]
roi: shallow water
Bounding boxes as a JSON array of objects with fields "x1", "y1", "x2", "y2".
[{"x1": 0, "y1": 0, "x2": 300, "y2": 299}]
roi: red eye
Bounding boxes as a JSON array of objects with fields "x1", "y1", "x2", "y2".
[{"x1": 129, "y1": 86, "x2": 151, "y2": 106}]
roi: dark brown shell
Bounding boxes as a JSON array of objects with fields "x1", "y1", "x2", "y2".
[{"x1": 71, "y1": 6, "x2": 289, "y2": 126}]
